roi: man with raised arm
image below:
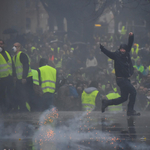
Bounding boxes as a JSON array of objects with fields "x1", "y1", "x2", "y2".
[{"x1": 100, "y1": 32, "x2": 140, "y2": 116}]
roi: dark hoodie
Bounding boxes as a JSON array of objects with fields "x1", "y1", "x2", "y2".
[{"x1": 101, "y1": 34, "x2": 134, "y2": 78}]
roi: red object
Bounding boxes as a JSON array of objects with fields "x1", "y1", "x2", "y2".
[{"x1": 49, "y1": 55, "x2": 54, "y2": 61}]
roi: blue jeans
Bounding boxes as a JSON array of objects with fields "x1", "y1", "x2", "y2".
[{"x1": 109, "y1": 78, "x2": 136, "y2": 112}]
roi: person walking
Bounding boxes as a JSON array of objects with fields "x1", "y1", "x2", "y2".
[
  {"x1": 100, "y1": 32, "x2": 140, "y2": 116},
  {"x1": 13, "y1": 42, "x2": 33, "y2": 112}
]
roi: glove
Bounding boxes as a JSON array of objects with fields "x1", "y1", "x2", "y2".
[{"x1": 100, "y1": 44, "x2": 104, "y2": 50}]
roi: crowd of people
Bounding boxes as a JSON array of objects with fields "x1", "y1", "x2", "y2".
[{"x1": 1, "y1": 29, "x2": 150, "y2": 113}]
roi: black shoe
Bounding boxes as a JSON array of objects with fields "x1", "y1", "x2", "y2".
[
  {"x1": 102, "y1": 99, "x2": 108, "y2": 113},
  {"x1": 127, "y1": 110, "x2": 140, "y2": 116}
]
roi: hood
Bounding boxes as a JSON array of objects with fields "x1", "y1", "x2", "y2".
[
  {"x1": 84, "y1": 87, "x2": 98, "y2": 94},
  {"x1": 119, "y1": 44, "x2": 128, "y2": 51}
]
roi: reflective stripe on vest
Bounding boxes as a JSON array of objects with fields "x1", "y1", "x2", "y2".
[
  {"x1": 32, "y1": 69, "x2": 39, "y2": 85},
  {"x1": 106, "y1": 93, "x2": 122, "y2": 112},
  {"x1": 81, "y1": 90, "x2": 99, "y2": 111},
  {"x1": 39, "y1": 65, "x2": 56, "y2": 93},
  {"x1": 0, "y1": 51, "x2": 12, "y2": 78},
  {"x1": 13, "y1": 51, "x2": 32, "y2": 79}
]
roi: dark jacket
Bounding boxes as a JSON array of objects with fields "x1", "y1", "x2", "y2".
[{"x1": 101, "y1": 35, "x2": 134, "y2": 78}]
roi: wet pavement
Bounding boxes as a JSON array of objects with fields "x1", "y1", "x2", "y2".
[{"x1": 0, "y1": 109, "x2": 150, "y2": 150}]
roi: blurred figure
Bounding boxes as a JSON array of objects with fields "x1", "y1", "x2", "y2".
[
  {"x1": 0, "y1": 39, "x2": 14, "y2": 112},
  {"x1": 56, "y1": 79, "x2": 80, "y2": 111},
  {"x1": 13, "y1": 42, "x2": 33, "y2": 112},
  {"x1": 86, "y1": 52, "x2": 98, "y2": 80},
  {"x1": 134, "y1": 58, "x2": 146, "y2": 76}
]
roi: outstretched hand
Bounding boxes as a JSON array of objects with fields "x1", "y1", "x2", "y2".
[
  {"x1": 129, "y1": 32, "x2": 133, "y2": 36},
  {"x1": 100, "y1": 44, "x2": 104, "y2": 50}
]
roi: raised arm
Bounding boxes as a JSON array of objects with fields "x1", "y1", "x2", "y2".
[
  {"x1": 100, "y1": 44, "x2": 116, "y2": 60},
  {"x1": 127, "y1": 32, "x2": 134, "y2": 52}
]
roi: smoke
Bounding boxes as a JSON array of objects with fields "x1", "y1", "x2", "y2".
[
  {"x1": 33, "y1": 107, "x2": 150, "y2": 150},
  {"x1": 0, "y1": 107, "x2": 149, "y2": 150},
  {"x1": 0, "y1": 122, "x2": 34, "y2": 139},
  {"x1": 32, "y1": 107, "x2": 120, "y2": 150},
  {"x1": 0, "y1": 120, "x2": 35, "y2": 149}
]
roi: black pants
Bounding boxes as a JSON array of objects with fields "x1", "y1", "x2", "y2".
[
  {"x1": 0, "y1": 75, "x2": 14, "y2": 112},
  {"x1": 40, "y1": 92, "x2": 54, "y2": 111},
  {"x1": 15, "y1": 77, "x2": 34, "y2": 112},
  {"x1": 108, "y1": 78, "x2": 136, "y2": 112}
]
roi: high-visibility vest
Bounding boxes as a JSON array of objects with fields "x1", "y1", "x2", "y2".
[
  {"x1": 109, "y1": 35, "x2": 113, "y2": 41},
  {"x1": 81, "y1": 90, "x2": 99, "y2": 111},
  {"x1": 121, "y1": 26, "x2": 127, "y2": 35},
  {"x1": 51, "y1": 47, "x2": 60, "y2": 53},
  {"x1": 39, "y1": 65, "x2": 56, "y2": 93},
  {"x1": 32, "y1": 69, "x2": 39, "y2": 85},
  {"x1": 133, "y1": 65, "x2": 144, "y2": 73},
  {"x1": 31, "y1": 46, "x2": 36, "y2": 52},
  {"x1": 106, "y1": 93, "x2": 122, "y2": 112},
  {"x1": 0, "y1": 51, "x2": 12, "y2": 78},
  {"x1": 131, "y1": 56, "x2": 140, "y2": 64},
  {"x1": 55, "y1": 58, "x2": 62, "y2": 68},
  {"x1": 13, "y1": 51, "x2": 32, "y2": 79},
  {"x1": 131, "y1": 44, "x2": 139, "y2": 55}
]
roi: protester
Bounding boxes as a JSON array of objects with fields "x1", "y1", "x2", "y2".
[
  {"x1": 0, "y1": 29, "x2": 150, "y2": 113},
  {"x1": 13, "y1": 42, "x2": 34, "y2": 112},
  {"x1": 100, "y1": 32, "x2": 141, "y2": 116},
  {"x1": 0, "y1": 40, "x2": 14, "y2": 112}
]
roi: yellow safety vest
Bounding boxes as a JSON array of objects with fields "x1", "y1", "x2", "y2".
[
  {"x1": 133, "y1": 65, "x2": 144, "y2": 73},
  {"x1": 51, "y1": 47, "x2": 60, "y2": 53},
  {"x1": 0, "y1": 51, "x2": 12, "y2": 78},
  {"x1": 13, "y1": 51, "x2": 32, "y2": 79},
  {"x1": 106, "y1": 93, "x2": 122, "y2": 112},
  {"x1": 131, "y1": 44, "x2": 139, "y2": 55},
  {"x1": 81, "y1": 90, "x2": 99, "y2": 111},
  {"x1": 55, "y1": 58, "x2": 62, "y2": 68},
  {"x1": 31, "y1": 69, "x2": 39, "y2": 85},
  {"x1": 31, "y1": 46, "x2": 36, "y2": 53},
  {"x1": 121, "y1": 26, "x2": 127, "y2": 35},
  {"x1": 131, "y1": 56, "x2": 140, "y2": 64},
  {"x1": 39, "y1": 65, "x2": 56, "y2": 93}
]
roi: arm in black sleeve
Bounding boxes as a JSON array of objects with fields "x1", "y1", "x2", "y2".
[
  {"x1": 55, "y1": 72, "x2": 66, "y2": 92},
  {"x1": 37, "y1": 69, "x2": 41, "y2": 86},
  {"x1": 20, "y1": 53, "x2": 29, "y2": 79},
  {"x1": 101, "y1": 47, "x2": 116, "y2": 60},
  {"x1": 94, "y1": 92, "x2": 102, "y2": 111},
  {"x1": 12, "y1": 59, "x2": 16, "y2": 77},
  {"x1": 127, "y1": 34, "x2": 134, "y2": 52}
]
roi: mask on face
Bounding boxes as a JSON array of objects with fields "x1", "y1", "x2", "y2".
[
  {"x1": 12, "y1": 46, "x2": 17, "y2": 53},
  {"x1": 0, "y1": 47, "x2": 2, "y2": 52}
]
